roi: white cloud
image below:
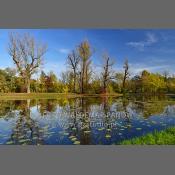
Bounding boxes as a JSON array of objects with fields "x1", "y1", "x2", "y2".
[
  {"x1": 127, "y1": 33, "x2": 158, "y2": 51},
  {"x1": 58, "y1": 48, "x2": 70, "y2": 54}
]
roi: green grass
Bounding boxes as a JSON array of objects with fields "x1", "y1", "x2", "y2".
[
  {"x1": 0, "y1": 93, "x2": 122, "y2": 100},
  {"x1": 119, "y1": 127, "x2": 175, "y2": 145}
]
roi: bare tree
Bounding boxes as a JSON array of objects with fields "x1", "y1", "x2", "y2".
[
  {"x1": 122, "y1": 59, "x2": 130, "y2": 93},
  {"x1": 163, "y1": 71, "x2": 169, "y2": 81},
  {"x1": 67, "y1": 49, "x2": 80, "y2": 93},
  {"x1": 8, "y1": 33, "x2": 47, "y2": 93},
  {"x1": 163, "y1": 71, "x2": 170, "y2": 92},
  {"x1": 101, "y1": 53, "x2": 115, "y2": 93},
  {"x1": 78, "y1": 40, "x2": 92, "y2": 94}
]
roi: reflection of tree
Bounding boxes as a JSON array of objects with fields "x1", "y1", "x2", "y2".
[
  {"x1": 122, "y1": 97, "x2": 131, "y2": 123},
  {"x1": 8, "y1": 99, "x2": 45, "y2": 145},
  {"x1": 132, "y1": 95, "x2": 170, "y2": 118},
  {"x1": 2, "y1": 95, "x2": 174, "y2": 145},
  {"x1": 0, "y1": 101, "x2": 16, "y2": 120},
  {"x1": 102, "y1": 96, "x2": 111, "y2": 128},
  {"x1": 79, "y1": 97, "x2": 91, "y2": 144},
  {"x1": 66, "y1": 98, "x2": 79, "y2": 138},
  {"x1": 39, "y1": 99, "x2": 57, "y2": 116},
  {"x1": 103, "y1": 97, "x2": 111, "y2": 133},
  {"x1": 64, "y1": 97, "x2": 91, "y2": 144}
]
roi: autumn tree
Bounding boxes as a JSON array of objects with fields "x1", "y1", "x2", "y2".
[
  {"x1": 67, "y1": 49, "x2": 80, "y2": 93},
  {"x1": 130, "y1": 75, "x2": 142, "y2": 93},
  {"x1": 78, "y1": 40, "x2": 92, "y2": 94},
  {"x1": 0, "y1": 68, "x2": 17, "y2": 93},
  {"x1": 162, "y1": 71, "x2": 170, "y2": 92},
  {"x1": 141, "y1": 70, "x2": 166, "y2": 93},
  {"x1": 115, "y1": 72, "x2": 124, "y2": 93},
  {"x1": 39, "y1": 71, "x2": 47, "y2": 92},
  {"x1": 60, "y1": 70, "x2": 73, "y2": 93},
  {"x1": 39, "y1": 71, "x2": 59, "y2": 93},
  {"x1": 45, "y1": 71, "x2": 58, "y2": 92},
  {"x1": 0, "y1": 71, "x2": 7, "y2": 92},
  {"x1": 5, "y1": 68, "x2": 17, "y2": 92},
  {"x1": 101, "y1": 53, "x2": 115, "y2": 93},
  {"x1": 8, "y1": 33, "x2": 47, "y2": 93}
]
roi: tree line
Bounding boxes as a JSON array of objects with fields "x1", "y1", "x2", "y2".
[{"x1": 0, "y1": 32, "x2": 175, "y2": 94}]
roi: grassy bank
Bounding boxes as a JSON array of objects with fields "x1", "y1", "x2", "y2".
[
  {"x1": 119, "y1": 127, "x2": 175, "y2": 145},
  {"x1": 0, "y1": 93, "x2": 123, "y2": 100}
]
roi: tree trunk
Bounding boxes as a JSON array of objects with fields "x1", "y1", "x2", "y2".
[
  {"x1": 123, "y1": 75, "x2": 126, "y2": 93},
  {"x1": 73, "y1": 70, "x2": 76, "y2": 93},
  {"x1": 26, "y1": 78, "x2": 31, "y2": 94},
  {"x1": 103, "y1": 81, "x2": 107, "y2": 94},
  {"x1": 81, "y1": 63, "x2": 85, "y2": 94},
  {"x1": 81, "y1": 75, "x2": 84, "y2": 94}
]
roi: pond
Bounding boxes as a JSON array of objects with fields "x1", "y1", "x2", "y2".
[{"x1": 0, "y1": 95, "x2": 175, "y2": 145}]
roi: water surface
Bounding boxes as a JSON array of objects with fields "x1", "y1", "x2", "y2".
[{"x1": 0, "y1": 95, "x2": 175, "y2": 145}]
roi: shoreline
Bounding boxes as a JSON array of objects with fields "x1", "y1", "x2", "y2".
[
  {"x1": 0, "y1": 93, "x2": 123, "y2": 100},
  {"x1": 0, "y1": 92, "x2": 175, "y2": 100}
]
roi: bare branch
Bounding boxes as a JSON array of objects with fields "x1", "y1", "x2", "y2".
[
  {"x1": 8, "y1": 32, "x2": 47, "y2": 93},
  {"x1": 101, "y1": 53, "x2": 115, "y2": 93}
]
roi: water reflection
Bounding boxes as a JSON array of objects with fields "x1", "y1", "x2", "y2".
[
  {"x1": 0, "y1": 95, "x2": 175, "y2": 145},
  {"x1": 6, "y1": 100, "x2": 44, "y2": 145}
]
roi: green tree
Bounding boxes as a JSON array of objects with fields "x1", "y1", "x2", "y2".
[{"x1": 39, "y1": 71, "x2": 47, "y2": 92}]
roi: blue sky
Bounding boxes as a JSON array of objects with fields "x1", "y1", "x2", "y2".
[{"x1": 0, "y1": 29, "x2": 175, "y2": 77}]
